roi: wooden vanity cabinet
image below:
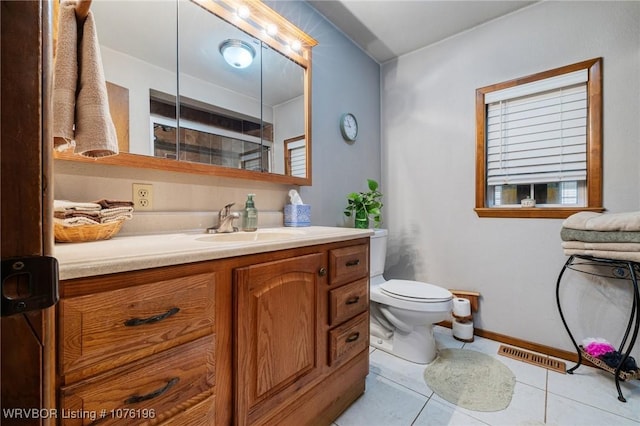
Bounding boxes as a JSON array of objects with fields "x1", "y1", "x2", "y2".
[
  {"x1": 57, "y1": 261, "x2": 229, "y2": 426},
  {"x1": 234, "y1": 238, "x2": 370, "y2": 426},
  {"x1": 56, "y1": 236, "x2": 370, "y2": 425}
]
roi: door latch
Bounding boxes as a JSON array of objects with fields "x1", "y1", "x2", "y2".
[{"x1": 1, "y1": 256, "x2": 59, "y2": 316}]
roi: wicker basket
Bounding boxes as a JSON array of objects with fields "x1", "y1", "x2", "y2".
[{"x1": 54, "y1": 220, "x2": 125, "y2": 243}]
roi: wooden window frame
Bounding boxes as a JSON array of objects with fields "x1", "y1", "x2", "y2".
[{"x1": 475, "y1": 58, "x2": 604, "y2": 219}]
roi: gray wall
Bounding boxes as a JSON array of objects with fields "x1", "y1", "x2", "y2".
[
  {"x1": 268, "y1": 1, "x2": 382, "y2": 227},
  {"x1": 381, "y1": 1, "x2": 640, "y2": 355}
]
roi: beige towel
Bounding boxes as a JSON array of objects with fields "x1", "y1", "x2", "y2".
[
  {"x1": 100, "y1": 207, "x2": 134, "y2": 222},
  {"x1": 52, "y1": 1, "x2": 78, "y2": 149},
  {"x1": 562, "y1": 241, "x2": 640, "y2": 252},
  {"x1": 563, "y1": 249, "x2": 640, "y2": 263},
  {"x1": 54, "y1": 217, "x2": 100, "y2": 227},
  {"x1": 74, "y1": 11, "x2": 119, "y2": 157},
  {"x1": 54, "y1": 199, "x2": 102, "y2": 212},
  {"x1": 563, "y1": 211, "x2": 640, "y2": 232},
  {"x1": 94, "y1": 199, "x2": 134, "y2": 209}
]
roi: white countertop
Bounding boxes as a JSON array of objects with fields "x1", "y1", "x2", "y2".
[{"x1": 55, "y1": 226, "x2": 374, "y2": 280}]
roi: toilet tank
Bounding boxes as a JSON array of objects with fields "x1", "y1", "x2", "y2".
[{"x1": 369, "y1": 229, "x2": 388, "y2": 278}]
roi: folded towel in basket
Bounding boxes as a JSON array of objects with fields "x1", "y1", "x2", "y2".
[
  {"x1": 54, "y1": 210, "x2": 101, "y2": 220},
  {"x1": 54, "y1": 216, "x2": 100, "y2": 227},
  {"x1": 563, "y1": 211, "x2": 640, "y2": 232},
  {"x1": 94, "y1": 199, "x2": 135, "y2": 209},
  {"x1": 54, "y1": 200, "x2": 102, "y2": 212},
  {"x1": 100, "y1": 206, "x2": 134, "y2": 223}
]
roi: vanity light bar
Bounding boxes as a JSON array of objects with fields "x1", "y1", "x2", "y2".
[{"x1": 193, "y1": 0, "x2": 317, "y2": 66}]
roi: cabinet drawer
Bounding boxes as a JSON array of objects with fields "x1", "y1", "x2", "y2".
[
  {"x1": 59, "y1": 272, "x2": 215, "y2": 375},
  {"x1": 329, "y1": 278, "x2": 368, "y2": 326},
  {"x1": 156, "y1": 393, "x2": 215, "y2": 426},
  {"x1": 59, "y1": 335, "x2": 215, "y2": 426},
  {"x1": 329, "y1": 244, "x2": 369, "y2": 286},
  {"x1": 329, "y1": 312, "x2": 369, "y2": 366}
]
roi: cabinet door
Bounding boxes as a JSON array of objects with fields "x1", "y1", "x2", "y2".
[{"x1": 235, "y1": 253, "x2": 323, "y2": 425}]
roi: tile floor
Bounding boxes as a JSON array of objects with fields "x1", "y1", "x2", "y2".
[{"x1": 333, "y1": 326, "x2": 640, "y2": 426}]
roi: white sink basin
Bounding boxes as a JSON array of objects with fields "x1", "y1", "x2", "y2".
[{"x1": 195, "y1": 229, "x2": 306, "y2": 243}]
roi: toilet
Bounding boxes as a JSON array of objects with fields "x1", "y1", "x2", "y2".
[{"x1": 369, "y1": 229, "x2": 453, "y2": 364}]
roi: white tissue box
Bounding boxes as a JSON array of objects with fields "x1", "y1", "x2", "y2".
[{"x1": 284, "y1": 204, "x2": 311, "y2": 227}]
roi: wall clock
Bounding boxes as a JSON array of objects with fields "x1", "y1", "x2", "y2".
[{"x1": 339, "y1": 113, "x2": 358, "y2": 142}]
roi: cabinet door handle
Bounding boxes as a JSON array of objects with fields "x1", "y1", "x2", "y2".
[
  {"x1": 345, "y1": 259, "x2": 360, "y2": 267},
  {"x1": 318, "y1": 267, "x2": 327, "y2": 277},
  {"x1": 124, "y1": 307, "x2": 180, "y2": 327},
  {"x1": 124, "y1": 377, "x2": 180, "y2": 405},
  {"x1": 345, "y1": 332, "x2": 360, "y2": 343},
  {"x1": 345, "y1": 296, "x2": 360, "y2": 305}
]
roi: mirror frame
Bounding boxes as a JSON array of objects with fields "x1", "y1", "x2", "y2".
[{"x1": 54, "y1": 0, "x2": 317, "y2": 186}]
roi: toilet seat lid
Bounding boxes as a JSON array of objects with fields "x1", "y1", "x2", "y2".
[{"x1": 380, "y1": 279, "x2": 452, "y2": 302}]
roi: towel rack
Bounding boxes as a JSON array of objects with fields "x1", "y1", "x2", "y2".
[
  {"x1": 555, "y1": 255, "x2": 640, "y2": 402},
  {"x1": 74, "y1": 0, "x2": 92, "y2": 22}
]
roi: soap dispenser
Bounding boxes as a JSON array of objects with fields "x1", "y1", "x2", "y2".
[{"x1": 243, "y1": 194, "x2": 258, "y2": 232}]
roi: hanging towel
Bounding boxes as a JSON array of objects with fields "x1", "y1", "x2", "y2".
[
  {"x1": 52, "y1": 1, "x2": 78, "y2": 150},
  {"x1": 74, "y1": 10, "x2": 119, "y2": 157}
]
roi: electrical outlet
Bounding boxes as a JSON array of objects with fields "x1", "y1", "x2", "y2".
[{"x1": 133, "y1": 183, "x2": 153, "y2": 211}]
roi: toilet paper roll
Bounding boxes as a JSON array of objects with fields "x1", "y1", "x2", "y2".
[
  {"x1": 452, "y1": 318, "x2": 474, "y2": 341},
  {"x1": 452, "y1": 297, "x2": 471, "y2": 318}
]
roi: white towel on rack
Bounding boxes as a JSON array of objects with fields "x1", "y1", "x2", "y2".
[
  {"x1": 563, "y1": 211, "x2": 640, "y2": 232},
  {"x1": 562, "y1": 241, "x2": 640, "y2": 252},
  {"x1": 563, "y1": 249, "x2": 640, "y2": 263}
]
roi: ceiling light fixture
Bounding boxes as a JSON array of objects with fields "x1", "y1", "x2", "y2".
[{"x1": 219, "y1": 39, "x2": 256, "y2": 69}]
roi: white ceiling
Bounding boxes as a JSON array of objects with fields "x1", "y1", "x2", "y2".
[{"x1": 307, "y1": 0, "x2": 537, "y2": 63}]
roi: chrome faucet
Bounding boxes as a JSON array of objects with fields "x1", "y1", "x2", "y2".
[{"x1": 207, "y1": 202, "x2": 239, "y2": 233}]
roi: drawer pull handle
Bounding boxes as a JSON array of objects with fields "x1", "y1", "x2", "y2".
[
  {"x1": 345, "y1": 259, "x2": 360, "y2": 267},
  {"x1": 318, "y1": 267, "x2": 327, "y2": 277},
  {"x1": 125, "y1": 377, "x2": 180, "y2": 405},
  {"x1": 345, "y1": 332, "x2": 360, "y2": 343},
  {"x1": 124, "y1": 307, "x2": 180, "y2": 327},
  {"x1": 345, "y1": 296, "x2": 360, "y2": 305}
]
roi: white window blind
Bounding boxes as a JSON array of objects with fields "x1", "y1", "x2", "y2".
[
  {"x1": 485, "y1": 70, "x2": 588, "y2": 186},
  {"x1": 287, "y1": 139, "x2": 306, "y2": 178}
]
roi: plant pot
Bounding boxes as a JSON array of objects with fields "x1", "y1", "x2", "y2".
[{"x1": 354, "y1": 210, "x2": 369, "y2": 229}]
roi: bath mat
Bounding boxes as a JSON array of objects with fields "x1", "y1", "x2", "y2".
[{"x1": 423, "y1": 348, "x2": 515, "y2": 412}]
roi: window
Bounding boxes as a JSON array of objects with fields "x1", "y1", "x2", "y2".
[
  {"x1": 285, "y1": 135, "x2": 306, "y2": 178},
  {"x1": 475, "y1": 58, "x2": 603, "y2": 218}
]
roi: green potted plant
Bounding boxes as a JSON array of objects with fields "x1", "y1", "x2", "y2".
[{"x1": 344, "y1": 179, "x2": 383, "y2": 229}]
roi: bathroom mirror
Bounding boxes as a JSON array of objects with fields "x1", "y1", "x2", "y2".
[{"x1": 55, "y1": 0, "x2": 316, "y2": 185}]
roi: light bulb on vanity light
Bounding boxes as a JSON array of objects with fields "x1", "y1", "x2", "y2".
[
  {"x1": 237, "y1": 5, "x2": 250, "y2": 19},
  {"x1": 290, "y1": 40, "x2": 302, "y2": 52},
  {"x1": 266, "y1": 23, "x2": 278, "y2": 36}
]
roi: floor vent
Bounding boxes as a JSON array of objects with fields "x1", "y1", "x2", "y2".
[{"x1": 498, "y1": 345, "x2": 566, "y2": 374}]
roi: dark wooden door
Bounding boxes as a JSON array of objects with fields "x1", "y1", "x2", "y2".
[{"x1": 1, "y1": 1, "x2": 55, "y2": 425}]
